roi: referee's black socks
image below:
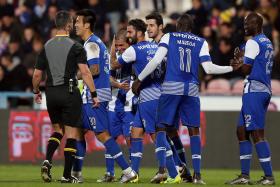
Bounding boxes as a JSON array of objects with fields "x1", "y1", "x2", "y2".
[
  {"x1": 63, "y1": 138, "x2": 77, "y2": 179},
  {"x1": 46, "y1": 132, "x2": 63, "y2": 163}
]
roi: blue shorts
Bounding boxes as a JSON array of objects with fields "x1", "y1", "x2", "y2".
[
  {"x1": 108, "y1": 111, "x2": 134, "y2": 138},
  {"x1": 157, "y1": 94, "x2": 200, "y2": 128},
  {"x1": 238, "y1": 92, "x2": 270, "y2": 130},
  {"x1": 82, "y1": 102, "x2": 109, "y2": 133},
  {"x1": 133, "y1": 99, "x2": 158, "y2": 134}
]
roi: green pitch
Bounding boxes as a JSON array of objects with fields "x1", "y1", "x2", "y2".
[{"x1": 0, "y1": 165, "x2": 278, "y2": 186}]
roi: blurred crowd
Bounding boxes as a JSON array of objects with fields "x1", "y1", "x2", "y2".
[{"x1": 0, "y1": 0, "x2": 280, "y2": 100}]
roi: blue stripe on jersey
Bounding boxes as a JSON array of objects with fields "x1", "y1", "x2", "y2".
[
  {"x1": 200, "y1": 55, "x2": 211, "y2": 63},
  {"x1": 244, "y1": 57, "x2": 254, "y2": 66},
  {"x1": 159, "y1": 43, "x2": 168, "y2": 49},
  {"x1": 88, "y1": 58, "x2": 99, "y2": 65}
]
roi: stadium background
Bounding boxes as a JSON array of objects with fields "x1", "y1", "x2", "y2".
[{"x1": 0, "y1": 0, "x2": 280, "y2": 178}]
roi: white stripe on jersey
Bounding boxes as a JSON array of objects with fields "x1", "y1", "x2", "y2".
[
  {"x1": 162, "y1": 81, "x2": 184, "y2": 95},
  {"x1": 82, "y1": 85, "x2": 111, "y2": 104},
  {"x1": 139, "y1": 87, "x2": 161, "y2": 103}
]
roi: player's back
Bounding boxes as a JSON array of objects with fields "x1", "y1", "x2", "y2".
[
  {"x1": 165, "y1": 32, "x2": 205, "y2": 84},
  {"x1": 83, "y1": 34, "x2": 111, "y2": 103},
  {"x1": 246, "y1": 34, "x2": 273, "y2": 90},
  {"x1": 132, "y1": 41, "x2": 162, "y2": 102}
]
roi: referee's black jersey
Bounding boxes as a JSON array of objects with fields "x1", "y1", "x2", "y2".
[{"x1": 35, "y1": 35, "x2": 87, "y2": 86}]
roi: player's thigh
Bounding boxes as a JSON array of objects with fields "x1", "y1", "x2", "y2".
[
  {"x1": 239, "y1": 93, "x2": 271, "y2": 130},
  {"x1": 121, "y1": 111, "x2": 134, "y2": 138},
  {"x1": 62, "y1": 87, "x2": 83, "y2": 128},
  {"x1": 133, "y1": 100, "x2": 158, "y2": 134},
  {"x1": 157, "y1": 94, "x2": 181, "y2": 128},
  {"x1": 45, "y1": 87, "x2": 64, "y2": 124},
  {"x1": 108, "y1": 111, "x2": 122, "y2": 138},
  {"x1": 180, "y1": 96, "x2": 200, "y2": 127}
]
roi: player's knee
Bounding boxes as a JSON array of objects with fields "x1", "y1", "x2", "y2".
[
  {"x1": 166, "y1": 128, "x2": 178, "y2": 138},
  {"x1": 251, "y1": 130, "x2": 264, "y2": 144},
  {"x1": 236, "y1": 126, "x2": 248, "y2": 141},
  {"x1": 96, "y1": 131, "x2": 111, "y2": 143},
  {"x1": 156, "y1": 127, "x2": 166, "y2": 132},
  {"x1": 131, "y1": 127, "x2": 144, "y2": 138},
  {"x1": 188, "y1": 127, "x2": 199, "y2": 136},
  {"x1": 53, "y1": 123, "x2": 63, "y2": 134}
]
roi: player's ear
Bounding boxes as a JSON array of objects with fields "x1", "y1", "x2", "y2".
[{"x1": 159, "y1": 24, "x2": 163, "y2": 31}]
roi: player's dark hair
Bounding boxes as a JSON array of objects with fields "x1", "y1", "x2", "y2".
[
  {"x1": 145, "y1": 12, "x2": 163, "y2": 26},
  {"x1": 76, "y1": 9, "x2": 96, "y2": 32},
  {"x1": 176, "y1": 13, "x2": 193, "y2": 32},
  {"x1": 55, "y1": 10, "x2": 72, "y2": 30},
  {"x1": 128, "y1": 19, "x2": 147, "y2": 35},
  {"x1": 115, "y1": 28, "x2": 127, "y2": 41}
]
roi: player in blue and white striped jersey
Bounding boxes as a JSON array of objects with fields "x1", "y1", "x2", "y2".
[
  {"x1": 111, "y1": 19, "x2": 165, "y2": 183},
  {"x1": 133, "y1": 14, "x2": 237, "y2": 184},
  {"x1": 96, "y1": 29, "x2": 136, "y2": 182},
  {"x1": 226, "y1": 12, "x2": 275, "y2": 185},
  {"x1": 73, "y1": 9, "x2": 137, "y2": 184}
]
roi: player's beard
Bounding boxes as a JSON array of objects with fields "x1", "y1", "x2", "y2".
[{"x1": 128, "y1": 36, "x2": 137, "y2": 45}]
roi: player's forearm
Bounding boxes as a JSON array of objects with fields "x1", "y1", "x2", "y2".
[
  {"x1": 202, "y1": 61, "x2": 233, "y2": 74},
  {"x1": 81, "y1": 70, "x2": 96, "y2": 92},
  {"x1": 90, "y1": 65, "x2": 100, "y2": 77},
  {"x1": 110, "y1": 76, "x2": 121, "y2": 88},
  {"x1": 138, "y1": 47, "x2": 167, "y2": 81}
]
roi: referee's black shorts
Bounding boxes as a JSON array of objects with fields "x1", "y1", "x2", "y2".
[{"x1": 45, "y1": 85, "x2": 82, "y2": 128}]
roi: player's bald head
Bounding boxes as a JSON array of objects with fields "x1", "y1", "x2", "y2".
[
  {"x1": 176, "y1": 13, "x2": 193, "y2": 32},
  {"x1": 244, "y1": 12, "x2": 263, "y2": 36}
]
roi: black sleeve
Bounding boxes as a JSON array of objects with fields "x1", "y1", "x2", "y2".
[
  {"x1": 35, "y1": 48, "x2": 47, "y2": 70},
  {"x1": 74, "y1": 42, "x2": 87, "y2": 64}
]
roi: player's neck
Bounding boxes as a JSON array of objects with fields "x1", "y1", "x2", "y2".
[
  {"x1": 154, "y1": 32, "x2": 164, "y2": 43},
  {"x1": 82, "y1": 31, "x2": 94, "y2": 41},
  {"x1": 137, "y1": 36, "x2": 145, "y2": 43}
]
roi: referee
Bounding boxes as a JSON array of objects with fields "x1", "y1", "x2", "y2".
[{"x1": 32, "y1": 10, "x2": 99, "y2": 183}]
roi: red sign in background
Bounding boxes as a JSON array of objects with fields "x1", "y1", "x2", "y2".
[{"x1": 8, "y1": 111, "x2": 206, "y2": 162}]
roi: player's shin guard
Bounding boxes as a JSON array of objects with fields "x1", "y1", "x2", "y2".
[
  {"x1": 171, "y1": 136, "x2": 187, "y2": 165},
  {"x1": 239, "y1": 140, "x2": 252, "y2": 176},
  {"x1": 72, "y1": 140, "x2": 86, "y2": 175},
  {"x1": 255, "y1": 141, "x2": 273, "y2": 177},
  {"x1": 165, "y1": 142, "x2": 179, "y2": 178},
  {"x1": 63, "y1": 138, "x2": 77, "y2": 179},
  {"x1": 104, "y1": 138, "x2": 130, "y2": 171},
  {"x1": 46, "y1": 132, "x2": 63, "y2": 163},
  {"x1": 155, "y1": 131, "x2": 167, "y2": 170},
  {"x1": 130, "y1": 138, "x2": 143, "y2": 173},
  {"x1": 190, "y1": 135, "x2": 201, "y2": 175},
  {"x1": 105, "y1": 150, "x2": 115, "y2": 176}
]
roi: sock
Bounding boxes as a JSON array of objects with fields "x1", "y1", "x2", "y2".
[
  {"x1": 155, "y1": 131, "x2": 166, "y2": 170},
  {"x1": 130, "y1": 138, "x2": 143, "y2": 173},
  {"x1": 190, "y1": 135, "x2": 201, "y2": 175},
  {"x1": 167, "y1": 136, "x2": 183, "y2": 167},
  {"x1": 105, "y1": 150, "x2": 115, "y2": 176},
  {"x1": 63, "y1": 138, "x2": 77, "y2": 179},
  {"x1": 72, "y1": 139, "x2": 86, "y2": 174},
  {"x1": 104, "y1": 138, "x2": 130, "y2": 171},
  {"x1": 46, "y1": 132, "x2": 63, "y2": 163},
  {"x1": 255, "y1": 141, "x2": 273, "y2": 177},
  {"x1": 165, "y1": 142, "x2": 179, "y2": 178},
  {"x1": 171, "y1": 136, "x2": 187, "y2": 164},
  {"x1": 239, "y1": 140, "x2": 252, "y2": 176}
]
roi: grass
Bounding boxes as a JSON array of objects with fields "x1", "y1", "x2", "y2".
[{"x1": 0, "y1": 165, "x2": 278, "y2": 186}]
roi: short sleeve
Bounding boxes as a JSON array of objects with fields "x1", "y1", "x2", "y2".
[
  {"x1": 118, "y1": 46, "x2": 136, "y2": 65},
  {"x1": 84, "y1": 42, "x2": 100, "y2": 65},
  {"x1": 158, "y1": 33, "x2": 170, "y2": 49},
  {"x1": 199, "y1": 40, "x2": 212, "y2": 63},
  {"x1": 35, "y1": 48, "x2": 47, "y2": 70},
  {"x1": 74, "y1": 43, "x2": 87, "y2": 64},
  {"x1": 244, "y1": 39, "x2": 259, "y2": 65}
]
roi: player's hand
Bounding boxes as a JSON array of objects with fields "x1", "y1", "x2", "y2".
[
  {"x1": 132, "y1": 78, "x2": 141, "y2": 96},
  {"x1": 92, "y1": 97, "x2": 100, "y2": 108},
  {"x1": 119, "y1": 80, "x2": 130, "y2": 92},
  {"x1": 230, "y1": 59, "x2": 243, "y2": 71},
  {"x1": 110, "y1": 35, "x2": 116, "y2": 55},
  {"x1": 233, "y1": 47, "x2": 244, "y2": 63},
  {"x1": 34, "y1": 91, "x2": 42, "y2": 104}
]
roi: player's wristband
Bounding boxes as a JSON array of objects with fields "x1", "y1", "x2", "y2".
[
  {"x1": 33, "y1": 89, "x2": 40, "y2": 94},
  {"x1": 91, "y1": 91, "x2": 97, "y2": 98}
]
